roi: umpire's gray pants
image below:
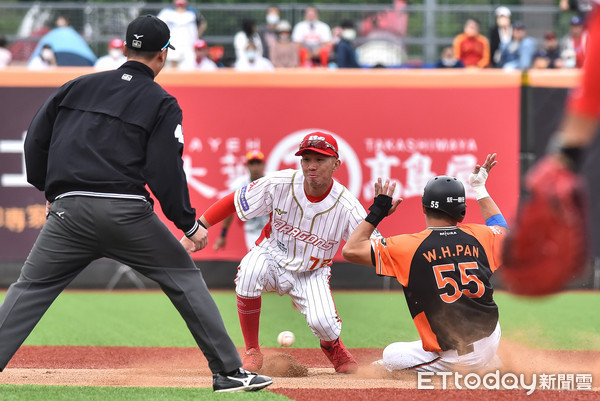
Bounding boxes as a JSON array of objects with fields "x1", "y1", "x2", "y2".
[{"x1": 0, "y1": 196, "x2": 241, "y2": 373}]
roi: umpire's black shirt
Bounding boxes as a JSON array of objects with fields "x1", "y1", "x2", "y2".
[{"x1": 24, "y1": 61, "x2": 198, "y2": 235}]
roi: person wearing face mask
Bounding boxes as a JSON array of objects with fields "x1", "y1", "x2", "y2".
[
  {"x1": 26, "y1": 14, "x2": 96, "y2": 67},
  {"x1": 234, "y1": 42, "x2": 274, "y2": 71},
  {"x1": 28, "y1": 44, "x2": 57, "y2": 70},
  {"x1": 234, "y1": 18, "x2": 264, "y2": 66},
  {"x1": 435, "y1": 46, "x2": 464, "y2": 68},
  {"x1": 334, "y1": 20, "x2": 360, "y2": 68},
  {"x1": 258, "y1": 6, "x2": 280, "y2": 61},
  {"x1": 489, "y1": 6, "x2": 513, "y2": 68},
  {"x1": 94, "y1": 38, "x2": 127, "y2": 71},
  {"x1": 270, "y1": 20, "x2": 300, "y2": 68}
]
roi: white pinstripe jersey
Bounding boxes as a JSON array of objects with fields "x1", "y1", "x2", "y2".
[{"x1": 233, "y1": 169, "x2": 374, "y2": 272}]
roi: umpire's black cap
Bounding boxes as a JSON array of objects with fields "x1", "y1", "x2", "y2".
[{"x1": 126, "y1": 15, "x2": 176, "y2": 52}]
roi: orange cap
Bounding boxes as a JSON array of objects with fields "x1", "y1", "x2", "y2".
[{"x1": 246, "y1": 149, "x2": 265, "y2": 163}]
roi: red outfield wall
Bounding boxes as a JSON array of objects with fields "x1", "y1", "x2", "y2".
[{"x1": 0, "y1": 69, "x2": 521, "y2": 261}]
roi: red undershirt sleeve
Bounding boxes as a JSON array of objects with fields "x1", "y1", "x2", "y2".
[
  {"x1": 567, "y1": 8, "x2": 600, "y2": 117},
  {"x1": 202, "y1": 192, "x2": 236, "y2": 226}
]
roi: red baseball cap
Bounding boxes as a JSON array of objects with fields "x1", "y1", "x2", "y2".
[
  {"x1": 246, "y1": 149, "x2": 265, "y2": 163},
  {"x1": 194, "y1": 39, "x2": 208, "y2": 50},
  {"x1": 295, "y1": 132, "x2": 339, "y2": 158},
  {"x1": 109, "y1": 38, "x2": 124, "y2": 49}
]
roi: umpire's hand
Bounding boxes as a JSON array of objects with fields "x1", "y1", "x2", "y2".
[{"x1": 181, "y1": 226, "x2": 209, "y2": 253}]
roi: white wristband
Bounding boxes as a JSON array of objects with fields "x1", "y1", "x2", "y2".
[{"x1": 472, "y1": 185, "x2": 490, "y2": 200}]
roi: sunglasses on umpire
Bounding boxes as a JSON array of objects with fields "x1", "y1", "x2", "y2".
[{"x1": 298, "y1": 139, "x2": 338, "y2": 157}]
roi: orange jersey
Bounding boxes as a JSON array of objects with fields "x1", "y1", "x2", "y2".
[{"x1": 371, "y1": 224, "x2": 506, "y2": 353}]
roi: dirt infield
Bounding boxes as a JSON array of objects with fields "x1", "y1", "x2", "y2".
[{"x1": 1, "y1": 341, "x2": 599, "y2": 400}]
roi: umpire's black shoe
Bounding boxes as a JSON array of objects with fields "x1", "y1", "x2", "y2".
[{"x1": 213, "y1": 368, "x2": 273, "y2": 392}]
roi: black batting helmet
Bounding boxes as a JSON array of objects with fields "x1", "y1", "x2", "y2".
[{"x1": 422, "y1": 175, "x2": 466, "y2": 222}]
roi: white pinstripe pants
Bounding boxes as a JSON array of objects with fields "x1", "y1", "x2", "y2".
[{"x1": 235, "y1": 243, "x2": 342, "y2": 341}]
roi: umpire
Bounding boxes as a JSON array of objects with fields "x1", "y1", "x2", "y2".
[{"x1": 0, "y1": 15, "x2": 272, "y2": 392}]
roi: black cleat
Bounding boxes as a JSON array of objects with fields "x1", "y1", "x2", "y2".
[{"x1": 213, "y1": 368, "x2": 273, "y2": 392}]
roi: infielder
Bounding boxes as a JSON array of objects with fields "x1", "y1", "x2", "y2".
[
  {"x1": 343, "y1": 154, "x2": 507, "y2": 372},
  {"x1": 0, "y1": 15, "x2": 271, "y2": 392},
  {"x1": 213, "y1": 149, "x2": 270, "y2": 251},
  {"x1": 183, "y1": 132, "x2": 375, "y2": 373}
]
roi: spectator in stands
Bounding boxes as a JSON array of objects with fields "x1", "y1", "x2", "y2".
[
  {"x1": 559, "y1": 0, "x2": 593, "y2": 18},
  {"x1": 292, "y1": 6, "x2": 332, "y2": 67},
  {"x1": 158, "y1": 0, "x2": 206, "y2": 69},
  {"x1": 489, "y1": 6, "x2": 513, "y2": 67},
  {"x1": 234, "y1": 42, "x2": 274, "y2": 71},
  {"x1": 498, "y1": 21, "x2": 537, "y2": 70},
  {"x1": 335, "y1": 20, "x2": 360, "y2": 68},
  {"x1": 55, "y1": 15, "x2": 70, "y2": 29},
  {"x1": 28, "y1": 44, "x2": 57, "y2": 70},
  {"x1": 193, "y1": 39, "x2": 218, "y2": 71},
  {"x1": 258, "y1": 6, "x2": 281, "y2": 61},
  {"x1": 234, "y1": 19, "x2": 264, "y2": 66},
  {"x1": 327, "y1": 25, "x2": 344, "y2": 67},
  {"x1": 28, "y1": 14, "x2": 96, "y2": 67},
  {"x1": 208, "y1": 46, "x2": 226, "y2": 68},
  {"x1": 453, "y1": 18, "x2": 490, "y2": 68},
  {"x1": 94, "y1": 38, "x2": 126, "y2": 71},
  {"x1": 435, "y1": 46, "x2": 464, "y2": 68},
  {"x1": 270, "y1": 20, "x2": 300, "y2": 68},
  {"x1": 531, "y1": 31, "x2": 564, "y2": 69},
  {"x1": 531, "y1": 53, "x2": 550, "y2": 69},
  {"x1": 0, "y1": 35, "x2": 12, "y2": 68},
  {"x1": 359, "y1": 0, "x2": 408, "y2": 38},
  {"x1": 561, "y1": 15, "x2": 587, "y2": 68}
]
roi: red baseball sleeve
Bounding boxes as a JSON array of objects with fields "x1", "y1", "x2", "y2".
[
  {"x1": 567, "y1": 7, "x2": 600, "y2": 118},
  {"x1": 202, "y1": 192, "x2": 236, "y2": 226}
]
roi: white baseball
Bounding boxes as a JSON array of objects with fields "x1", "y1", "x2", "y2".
[{"x1": 277, "y1": 331, "x2": 295, "y2": 347}]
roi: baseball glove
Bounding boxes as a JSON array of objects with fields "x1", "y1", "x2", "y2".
[{"x1": 502, "y1": 156, "x2": 589, "y2": 295}]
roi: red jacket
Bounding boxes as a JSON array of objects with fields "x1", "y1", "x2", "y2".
[{"x1": 453, "y1": 33, "x2": 490, "y2": 68}]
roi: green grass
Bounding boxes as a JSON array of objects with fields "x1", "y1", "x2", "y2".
[
  {"x1": 0, "y1": 291, "x2": 417, "y2": 348},
  {"x1": 0, "y1": 290, "x2": 598, "y2": 351},
  {"x1": 0, "y1": 290, "x2": 599, "y2": 400},
  {"x1": 494, "y1": 291, "x2": 600, "y2": 351},
  {"x1": 0, "y1": 384, "x2": 287, "y2": 401}
]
